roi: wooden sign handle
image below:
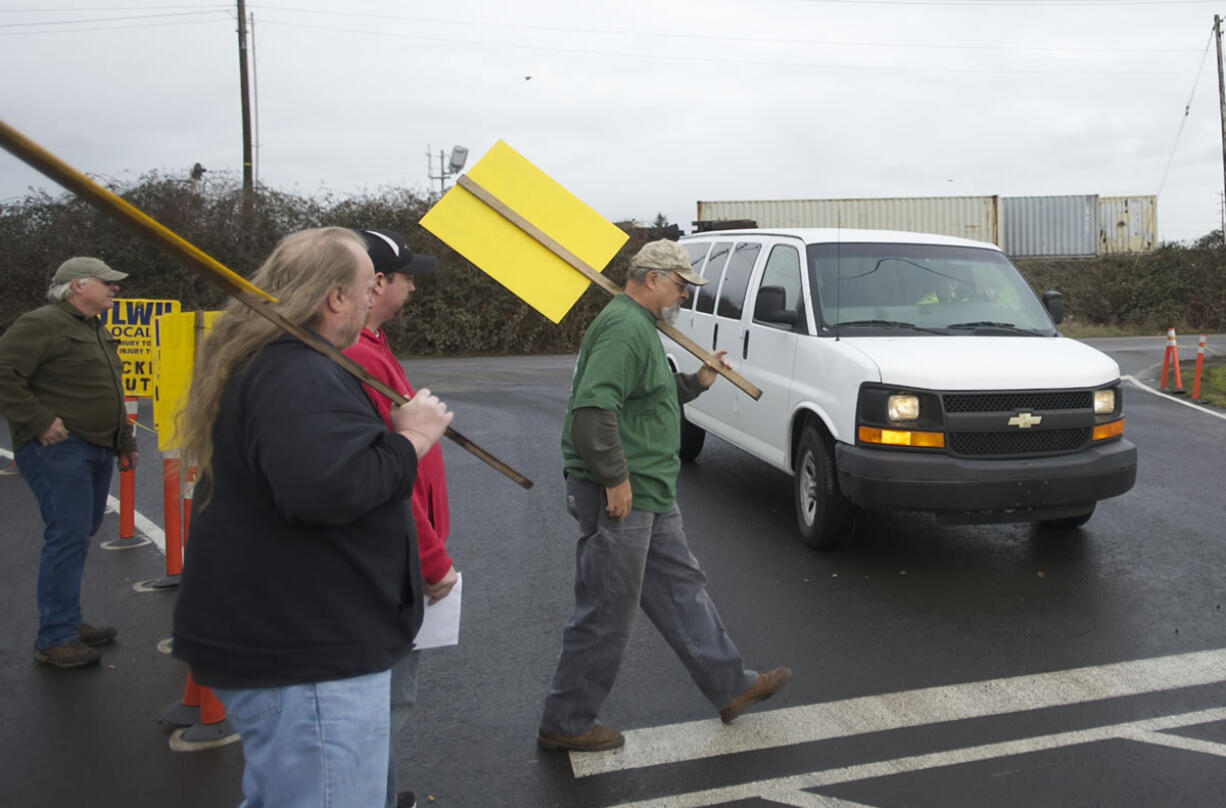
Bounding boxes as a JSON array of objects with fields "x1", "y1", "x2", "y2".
[
  {"x1": 455, "y1": 175, "x2": 762, "y2": 401},
  {"x1": 0, "y1": 117, "x2": 533, "y2": 490}
]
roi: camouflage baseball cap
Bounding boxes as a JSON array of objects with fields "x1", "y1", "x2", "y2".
[{"x1": 631, "y1": 239, "x2": 708, "y2": 286}]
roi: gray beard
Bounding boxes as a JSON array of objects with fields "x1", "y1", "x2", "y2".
[{"x1": 661, "y1": 303, "x2": 681, "y2": 325}]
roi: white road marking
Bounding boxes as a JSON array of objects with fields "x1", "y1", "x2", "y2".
[
  {"x1": 572, "y1": 647, "x2": 1226, "y2": 778},
  {"x1": 1122, "y1": 374, "x2": 1226, "y2": 421},
  {"x1": 1, "y1": 447, "x2": 165, "y2": 554},
  {"x1": 604, "y1": 706, "x2": 1226, "y2": 808}
]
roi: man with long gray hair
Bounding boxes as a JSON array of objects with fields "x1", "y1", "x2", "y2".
[
  {"x1": 0, "y1": 257, "x2": 138, "y2": 669},
  {"x1": 172, "y1": 227, "x2": 453, "y2": 807}
]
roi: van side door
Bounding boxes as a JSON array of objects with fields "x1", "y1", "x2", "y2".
[
  {"x1": 734, "y1": 241, "x2": 806, "y2": 468},
  {"x1": 702, "y1": 240, "x2": 763, "y2": 430}
]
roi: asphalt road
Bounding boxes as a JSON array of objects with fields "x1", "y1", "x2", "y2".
[{"x1": 1, "y1": 335, "x2": 1224, "y2": 807}]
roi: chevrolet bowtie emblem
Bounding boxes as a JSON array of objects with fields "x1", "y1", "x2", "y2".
[{"x1": 1008, "y1": 412, "x2": 1043, "y2": 429}]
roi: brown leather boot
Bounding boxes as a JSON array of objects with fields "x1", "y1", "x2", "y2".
[
  {"x1": 537, "y1": 723, "x2": 625, "y2": 752},
  {"x1": 78, "y1": 623, "x2": 118, "y2": 647},
  {"x1": 720, "y1": 667, "x2": 793, "y2": 723},
  {"x1": 34, "y1": 639, "x2": 101, "y2": 668}
]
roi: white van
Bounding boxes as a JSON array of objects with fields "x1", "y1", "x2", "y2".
[{"x1": 666, "y1": 228, "x2": 1137, "y2": 549}]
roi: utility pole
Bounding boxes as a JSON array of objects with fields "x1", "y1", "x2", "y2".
[
  {"x1": 250, "y1": 11, "x2": 259, "y2": 187},
  {"x1": 237, "y1": 0, "x2": 254, "y2": 218},
  {"x1": 1216, "y1": 14, "x2": 1226, "y2": 233}
]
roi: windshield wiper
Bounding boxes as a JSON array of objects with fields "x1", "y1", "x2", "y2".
[
  {"x1": 834, "y1": 319, "x2": 946, "y2": 334},
  {"x1": 945, "y1": 321, "x2": 1041, "y2": 334}
]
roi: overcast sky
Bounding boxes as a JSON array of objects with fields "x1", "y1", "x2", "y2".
[{"x1": 3, "y1": 0, "x2": 1226, "y2": 244}]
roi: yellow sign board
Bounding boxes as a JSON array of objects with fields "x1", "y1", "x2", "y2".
[
  {"x1": 152, "y1": 310, "x2": 222, "y2": 452},
  {"x1": 419, "y1": 140, "x2": 628, "y2": 324},
  {"x1": 99, "y1": 298, "x2": 181, "y2": 398}
]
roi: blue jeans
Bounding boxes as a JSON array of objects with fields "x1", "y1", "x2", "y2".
[
  {"x1": 386, "y1": 650, "x2": 420, "y2": 808},
  {"x1": 213, "y1": 669, "x2": 391, "y2": 808},
  {"x1": 540, "y1": 477, "x2": 756, "y2": 736},
  {"x1": 16, "y1": 436, "x2": 114, "y2": 651}
]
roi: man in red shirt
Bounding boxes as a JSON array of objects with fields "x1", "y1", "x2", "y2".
[{"x1": 344, "y1": 228, "x2": 454, "y2": 808}]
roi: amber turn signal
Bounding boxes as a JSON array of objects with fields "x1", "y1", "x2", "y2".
[
  {"x1": 859, "y1": 426, "x2": 945, "y2": 448},
  {"x1": 1092, "y1": 419, "x2": 1124, "y2": 441}
]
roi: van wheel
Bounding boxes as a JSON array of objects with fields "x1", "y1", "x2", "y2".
[
  {"x1": 679, "y1": 414, "x2": 706, "y2": 462},
  {"x1": 1039, "y1": 504, "x2": 1095, "y2": 529},
  {"x1": 794, "y1": 425, "x2": 854, "y2": 549}
]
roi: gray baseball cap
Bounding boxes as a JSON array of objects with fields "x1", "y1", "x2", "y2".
[
  {"x1": 631, "y1": 240, "x2": 707, "y2": 286},
  {"x1": 52, "y1": 257, "x2": 128, "y2": 283}
]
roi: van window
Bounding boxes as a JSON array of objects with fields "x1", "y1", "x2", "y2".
[
  {"x1": 680, "y1": 242, "x2": 711, "y2": 311},
  {"x1": 754, "y1": 244, "x2": 805, "y2": 331},
  {"x1": 716, "y1": 242, "x2": 761, "y2": 320},
  {"x1": 695, "y1": 242, "x2": 731, "y2": 314},
  {"x1": 807, "y1": 242, "x2": 1057, "y2": 336}
]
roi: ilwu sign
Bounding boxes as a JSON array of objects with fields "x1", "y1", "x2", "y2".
[{"x1": 99, "y1": 298, "x2": 181, "y2": 397}]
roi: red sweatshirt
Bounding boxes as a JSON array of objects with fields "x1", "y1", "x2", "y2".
[{"x1": 344, "y1": 328, "x2": 452, "y2": 584}]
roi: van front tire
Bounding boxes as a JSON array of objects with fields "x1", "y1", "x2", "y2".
[
  {"x1": 680, "y1": 414, "x2": 706, "y2": 462},
  {"x1": 1038, "y1": 504, "x2": 1095, "y2": 529},
  {"x1": 794, "y1": 425, "x2": 854, "y2": 550}
]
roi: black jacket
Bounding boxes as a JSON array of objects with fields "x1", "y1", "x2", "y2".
[{"x1": 173, "y1": 335, "x2": 422, "y2": 688}]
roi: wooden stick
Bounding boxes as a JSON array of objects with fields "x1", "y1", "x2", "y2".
[
  {"x1": 0, "y1": 117, "x2": 533, "y2": 490},
  {"x1": 456, "y1": 175, "x2": 762, "y2": 401}
]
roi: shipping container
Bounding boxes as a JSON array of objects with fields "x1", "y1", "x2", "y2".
[
  {"x1": 696, "y1": 194, "x2": 1157, "y2": 256},
  {"x1": 1097, "y1": 195, "x2": 1157, "y2": 254},
  {"x1": 695, "y1": 196, "x2": 1000, "y2": 245},
  {"x1": 1000, "y1": 195, "x2": 1097, "y2": 259}
]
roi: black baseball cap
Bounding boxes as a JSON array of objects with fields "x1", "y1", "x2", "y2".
[{"x1": 359, "y1": 228, "x2": 438, "y2": 276}]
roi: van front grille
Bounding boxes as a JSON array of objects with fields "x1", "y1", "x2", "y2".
[
  {"x1": 943, "y1": 391, "x2": 1092, "y2": 413},
  {"x1": 948, "y1": 427, "x2": 1091, "y2": 457}
]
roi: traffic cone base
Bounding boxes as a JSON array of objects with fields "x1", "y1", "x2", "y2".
[
  {"x1": 101, "y1": 535, "x2": 153, "y2": 550},
  {"x1": 160, "y1": 701, "x2": 200, "y2": 727},
  {"x1": 169, "y1": 722, "x2": 241, "y2": 752}
]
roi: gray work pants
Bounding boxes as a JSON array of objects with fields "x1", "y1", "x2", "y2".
[{"x1": 540, "y1": 477, "x2": 755, "y2": 736}]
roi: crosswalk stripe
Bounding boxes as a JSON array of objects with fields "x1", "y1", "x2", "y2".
[
  {"x1": 603, "y1": 706, "x2": 1226, "y2": 808},
  {"x1": 572, "y1": 647, "x2": 1226, "y2": 778}
]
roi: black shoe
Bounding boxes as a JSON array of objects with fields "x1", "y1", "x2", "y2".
[
  {"x1": 396, "y1": 791, "x2": 416, "y2": 808},
  {"x1": 78, "y1": 623, "x2": 118, "y2": 647}
]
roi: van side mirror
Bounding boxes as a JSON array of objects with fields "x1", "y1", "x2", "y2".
[
  {"x1": 1042, "y1": 290, "x2": 1064, "y2": 325},
  {"x1": 754, "y1": 285, "x2": 799, "y2": 327}
]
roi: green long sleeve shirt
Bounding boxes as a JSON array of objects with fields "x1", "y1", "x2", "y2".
[{"x1": 0, "y1": 301, "x2": 136, "y2": 454}]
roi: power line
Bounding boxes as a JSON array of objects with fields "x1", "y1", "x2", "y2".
[
  {"x1": 0, "y1": 5, "x2": 227, "y2": 11},
  {"x1": 0, "y1": 18, "x2": 227, "y2": 35},
  {"x1": 247, "y1": 3, "x2": 1200, "y2": 55},
  {"x1": 248, "y1": 17, "x2": 1198, "y2": 76},
  {"x1": 797, "y1": 0, "x2": 1218, "y2": 5},
  {"x1": 1157, "y1": 24, "x2": 1216, "y2": 198},
  {"x1": 0, "y1": 9, "x2": 227, "y2": 28}
]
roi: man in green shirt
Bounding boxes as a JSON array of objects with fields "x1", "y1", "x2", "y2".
[
  {"x1": 538, "y1": 240, "x2": 791, "y2": 752},
  {"x1": 0, "y1": 257, "x2": 139, "y2": 668}
]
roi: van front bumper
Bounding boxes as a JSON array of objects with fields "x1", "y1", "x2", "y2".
[{"x1": 835, "y1": 439, "x2": 1137, "y2": 516}]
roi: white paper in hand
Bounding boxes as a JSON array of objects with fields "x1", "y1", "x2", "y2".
[{"x1": 414, "y1": 572, "x2": 462, "y2": 650}]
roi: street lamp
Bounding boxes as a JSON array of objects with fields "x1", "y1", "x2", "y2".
[{"x1": 427, "y1": 144, "x2": 468, "y2": 196}]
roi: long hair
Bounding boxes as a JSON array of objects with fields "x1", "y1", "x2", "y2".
[{"x1": 177, "y1": 227, "x2": 365, "y2": 487}]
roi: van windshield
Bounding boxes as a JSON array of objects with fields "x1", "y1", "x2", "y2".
[{"x1": 806, "y1": 242, "x2": 1057, "y2": 336}]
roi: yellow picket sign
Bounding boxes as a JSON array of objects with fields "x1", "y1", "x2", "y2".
[
  {"x1": 153, "y1": 311, "x2": 221, "y2": 452},
  {"x1": 419, "y1": 140, "x2": 628, "y2": 324}
]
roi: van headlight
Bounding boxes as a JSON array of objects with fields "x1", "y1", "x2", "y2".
[
  {"x1": 858, "y1": 385, "x2": 944, "y2": 450},
  {"x1": 1093, "y1": 389, "x2": 1115, "y2": 414},
  {"x1": 888, "y1": 394, "x2": 920, "y2": 422}
]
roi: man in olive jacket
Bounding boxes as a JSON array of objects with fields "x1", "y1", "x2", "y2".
[{"x1": 0, "y1": 257, "x2": 139, "y2": 668}]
